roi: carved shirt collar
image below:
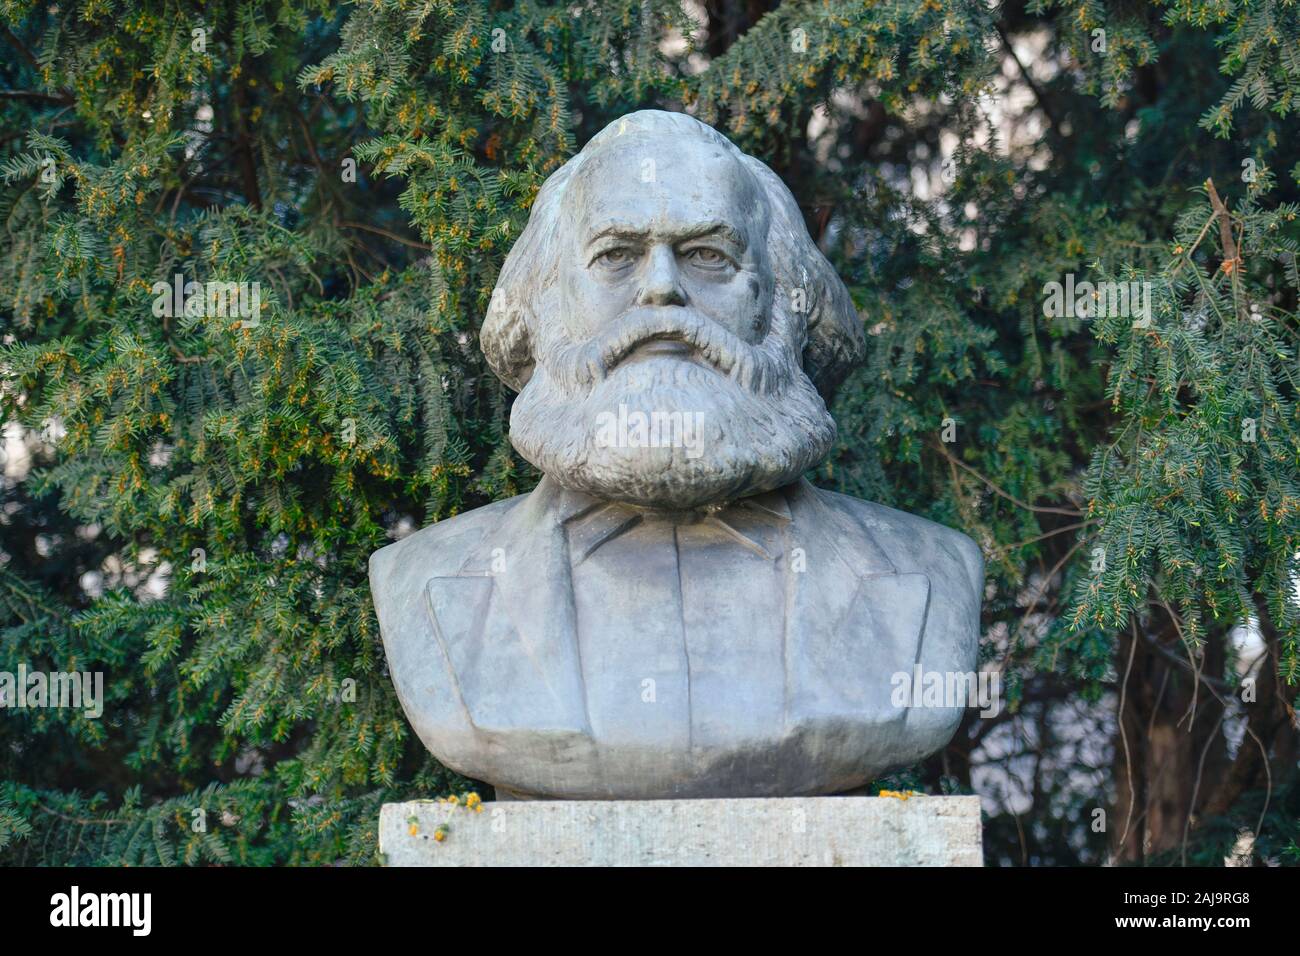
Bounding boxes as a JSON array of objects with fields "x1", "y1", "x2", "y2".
[{"x1": 552, "y1": 483, "x2": 794, "y2": 565}]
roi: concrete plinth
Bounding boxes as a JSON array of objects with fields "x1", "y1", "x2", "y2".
[{"x1": 379, "y1": 796, "x2": 982, "y2": 867}]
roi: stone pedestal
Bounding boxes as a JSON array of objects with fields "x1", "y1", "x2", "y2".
[{"x1": 379, "y1": 795, "x2": 982, "y2": 867}]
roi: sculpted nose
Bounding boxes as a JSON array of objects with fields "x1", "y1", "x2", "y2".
[{"x1": 636, "y1": 244, "x2": 686, "y2": 307}]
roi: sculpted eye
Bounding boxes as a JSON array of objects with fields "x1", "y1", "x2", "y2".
[
  {"x1": 595, "y1": 247, "x2": 635, "y2": 267},
  {"x1": 685, "y1": 247, "x2": 731, "y2": 269}
]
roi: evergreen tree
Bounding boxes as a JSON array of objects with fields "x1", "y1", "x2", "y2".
[{"x1": 1, "y1": 0, "x2": 1296, "y2": 865}]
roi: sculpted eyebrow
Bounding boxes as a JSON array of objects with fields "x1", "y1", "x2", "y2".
[
  {"x1": 586, "y1": 223, "x2": 645, "y2": 244},
  {"x1": 678, "y1": 222, "x2": 746, "y2": 248},
  {"x1": 587, "y1": 220, "x2": 746, "y2": 248}
]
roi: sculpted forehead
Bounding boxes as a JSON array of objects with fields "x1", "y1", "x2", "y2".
[{"x1": 567, "y1": 136, "x2": 767, "y2": 243}]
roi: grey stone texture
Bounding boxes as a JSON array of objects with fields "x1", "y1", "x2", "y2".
[
  {"x1": 379, "y1": 796, "x2": 984, "y2": 867},
  {"x1": 369, "y1": 110, "x2": 984, "y2": 800}
]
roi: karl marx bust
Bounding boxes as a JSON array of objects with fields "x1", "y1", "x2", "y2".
[{"x1": 370, "y1": 110, "x2": 983, "y2": 800}]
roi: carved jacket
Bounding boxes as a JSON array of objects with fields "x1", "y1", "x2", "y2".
[{"x1": 369, "y1": 476, "x2": 983, "y2": 798}]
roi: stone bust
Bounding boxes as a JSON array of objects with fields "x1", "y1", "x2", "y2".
[{"x1": 369, "y1": 110, "x2": 983, "y2": 800}]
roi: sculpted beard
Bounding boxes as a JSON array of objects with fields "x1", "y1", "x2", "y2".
[{"x1": 509, "y1": 304, "x2": 836, "y2": 510}]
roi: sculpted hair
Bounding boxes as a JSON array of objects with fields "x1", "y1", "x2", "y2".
[{"x1": 480, "y1": 110, "x2": 865, "y2": 403}]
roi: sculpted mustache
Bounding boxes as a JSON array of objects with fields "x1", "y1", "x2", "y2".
[{"x1": 542, "y1": 306, "x2": 782, "y2": 392}]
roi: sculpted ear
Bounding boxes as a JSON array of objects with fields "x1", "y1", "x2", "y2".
[
  {"x1": 481, "y1": 292, "x2": 534, "y2": 392},
  {"x1": 800, "y1": 259, "x2": 864, "y2": 403},
  {"x1": 742, "y1": 156, "x2": 865, "y2": 403}
]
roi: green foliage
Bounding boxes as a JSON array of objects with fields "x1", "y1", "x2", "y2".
[{"x1": 2, "y1": 0, "x2": 1297, "y2": 865}]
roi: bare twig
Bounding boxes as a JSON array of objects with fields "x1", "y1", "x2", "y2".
[
  {"x1": 930, "y1": 439, "x2": 1083, "y2": 517},
  {"x1": 0, "y1": 89, "x2": 72, "y2": 104},
  {"x1": 340, "y1": 219, "x2": 432, "y2": 251},
  {"x1": 1110, "y1": 622, "x2": 1140, "y2": 865}
]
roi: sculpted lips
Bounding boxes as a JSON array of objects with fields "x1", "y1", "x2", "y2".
[{"x1": 627, "y1": 334, "x2": 697, "y2": 362}]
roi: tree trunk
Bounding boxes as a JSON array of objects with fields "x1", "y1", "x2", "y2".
[{"x1": 1112, "y1": 620, "x2": 1228, "y2": 862}]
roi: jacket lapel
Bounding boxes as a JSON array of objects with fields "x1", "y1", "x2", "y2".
[
  {"x1": 783, "y1": 480, "x2": 932, "y2": 724},
  {"x1": 425, "y1": 478, "x2": 593, "y2": 737}
]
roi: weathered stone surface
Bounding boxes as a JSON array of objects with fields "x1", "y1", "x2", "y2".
[
  {"x1": 379, "y1": 796, "x2": 982, "y2": 867},
  {"x1": 369, "y1": 109, "x2": 985, "y2": 800}
]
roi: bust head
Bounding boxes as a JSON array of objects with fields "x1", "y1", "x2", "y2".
[{"x1": 482, "y1": 110, "x2": 865, "y2": 510}]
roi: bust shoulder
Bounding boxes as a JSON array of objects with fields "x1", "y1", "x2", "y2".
[
  {"x1": 813, "y1": 486, "x2": 984, "y2": 603},
  {"x1": 367, "y1": 494, "x2": 529, "y2": 774},
  {"x1": 369, "y1": 494, "x2": 522, "y2": 587}
]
